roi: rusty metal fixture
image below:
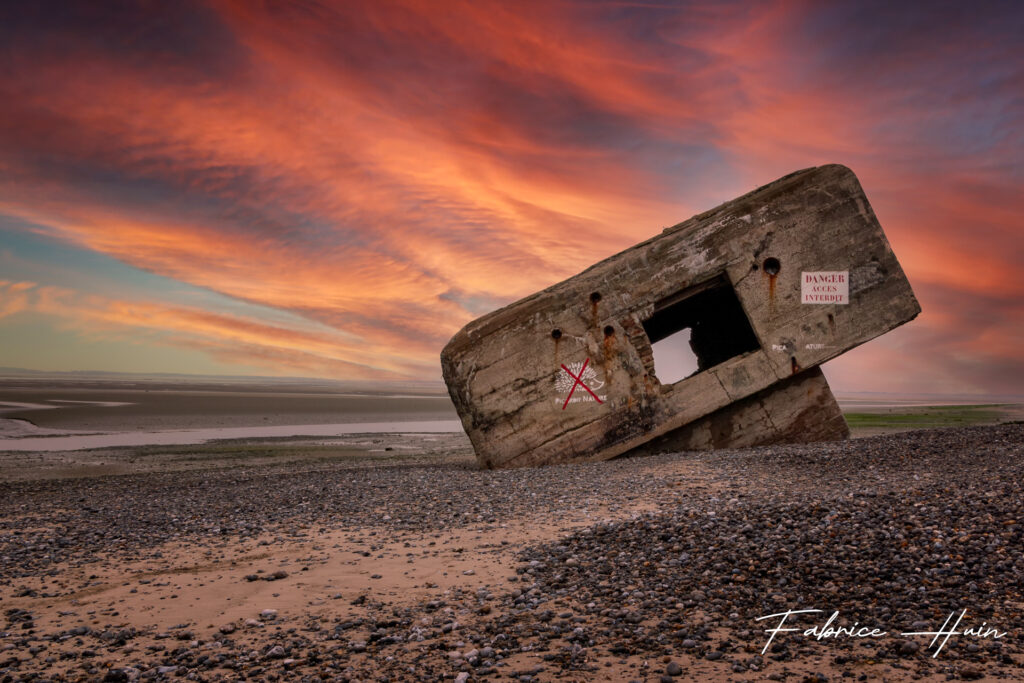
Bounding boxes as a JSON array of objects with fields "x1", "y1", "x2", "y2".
[{"x1": 442, "y1": 165, "x2": 920, "y2": 469}]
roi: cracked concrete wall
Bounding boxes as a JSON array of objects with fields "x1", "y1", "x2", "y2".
[{"x1": 631, "y1": 367, "x2": 849, "y2": 455}]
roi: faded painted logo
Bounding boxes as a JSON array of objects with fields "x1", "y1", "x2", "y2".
[{"x1": 555, "y1": 358, "x2": 606, "y2": 408}]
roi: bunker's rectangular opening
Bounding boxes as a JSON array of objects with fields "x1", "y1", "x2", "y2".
[{"x1": 642, "y1": 276, "x2": 759, "y2": 383}]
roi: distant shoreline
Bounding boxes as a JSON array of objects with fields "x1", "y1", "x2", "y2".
[
  {"x1": 1, "y1": 379, "x2": 1020, "y2": 453},
  {"x1": 0, "y1": 418, "x2": 464, "y2": 452}
]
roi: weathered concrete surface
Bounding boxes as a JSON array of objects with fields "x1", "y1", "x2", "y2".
[
  {"x1": 633, "y1": 367, "x2": 849, "y2": 455},
  {"x1": 441, "y1": 164, "x2": 919, "y2": 469}
]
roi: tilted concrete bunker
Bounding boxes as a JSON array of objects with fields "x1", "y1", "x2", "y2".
[{"x1": 441, "y1": 165, "x2": 920, "y2": 469}]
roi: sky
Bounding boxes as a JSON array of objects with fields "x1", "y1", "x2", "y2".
[{"x1": 0, "y1": 0, "x2": 1021, "y2": 395}]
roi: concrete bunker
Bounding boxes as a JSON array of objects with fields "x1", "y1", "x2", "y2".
[{"x1": 441, "y1": 164, "x2": 920, "y2": 469}]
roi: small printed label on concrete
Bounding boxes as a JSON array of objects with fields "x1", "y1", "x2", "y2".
[{"x1": 802, "y1": 271, "x2": 849, "y2": 304}]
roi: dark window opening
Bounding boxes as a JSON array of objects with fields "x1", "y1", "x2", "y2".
[{"x1": 642, "y1": 276, "x2": 760, "y2": 383}]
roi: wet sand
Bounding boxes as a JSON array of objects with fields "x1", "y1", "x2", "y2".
[
  {"x1": 0, "y1": 379, "x2": 457, "y2": 432},
  {"x1": 0, "y1": 379, "x2": 463, "y2": 460},
  {"x1": 0, "y1": 421, "x2": 466, "y2": 454},
  {"x1": 0, "y1": 432, "x2": 471, "y2": 482}
]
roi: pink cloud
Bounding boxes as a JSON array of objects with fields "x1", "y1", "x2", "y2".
[{"x1": 0, "y1": 0, "x2": 1019, "y2": 392}]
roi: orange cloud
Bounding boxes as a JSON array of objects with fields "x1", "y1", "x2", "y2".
[
  {"x1": 0, "y1": 281, "x2": 36, "y2": 320},
  {"x1": 20, "y1": 284, "x2": 425, "y2": 379},
  {"x1": 0, "y1": 0, "x2": 1019, "y2": 392}
]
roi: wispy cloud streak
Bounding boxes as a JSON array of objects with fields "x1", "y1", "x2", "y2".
[{"x1": 0, "y1": 0, "x2": 1019, "y2": 390}]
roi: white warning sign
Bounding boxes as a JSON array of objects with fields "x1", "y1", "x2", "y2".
[{"x1": 801, "y1": 271, "x2": 849, "y2": 304}]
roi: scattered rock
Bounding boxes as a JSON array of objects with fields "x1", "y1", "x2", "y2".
[{"x1": 1, "y1": 425, "x2": 1022, "y2": 682}]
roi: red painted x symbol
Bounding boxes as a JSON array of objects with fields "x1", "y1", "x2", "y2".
[{"x1": 561, "y1": 357, "x2": 604, "y2": 410}]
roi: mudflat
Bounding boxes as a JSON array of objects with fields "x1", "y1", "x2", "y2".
[
  {"x1": 0, "y1": 379, "x2": 457, "y2": 431},
  {"x1": 2, "y1": 423, "x2": 1023, "y2": 682}
]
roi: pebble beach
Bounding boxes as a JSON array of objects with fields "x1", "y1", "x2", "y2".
[{"x1": 2, "y1": 422, "x2": 1022, "y2": 682}]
